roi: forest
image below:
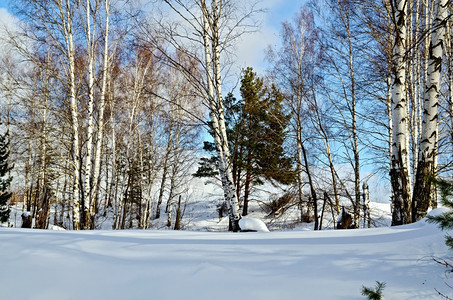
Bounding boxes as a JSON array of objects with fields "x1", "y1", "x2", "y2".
[{"x1": 0, "y1": 0, "x2": 452, "y2": 232}]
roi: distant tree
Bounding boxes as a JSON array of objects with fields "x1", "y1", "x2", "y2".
[
  {"x1": 0, "y1": 130, "x2": 12, "y2": 224},
  {"x1": 266, "y1": 5, "x2": 326, "y2": 223},
  {"x1": 361, "y1": 281, "x2": 386, "y2": 300}
]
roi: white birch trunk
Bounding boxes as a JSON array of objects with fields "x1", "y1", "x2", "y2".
[
  {"x1": 59, "y1": 0, "x2": 81, "y2": 230},
  {"x1": 111, "y1": 97, "x2": 120, "y2": 230},
  {"x1": 211, "y1": 0, "x2": 241, "y2": 230},
  {"x1": 155, "y1": 126, "x2": 172, "y2": 219},
  {"x1": 412, "y1": 0, "x2": 447, "y2": 221},
  {"x1": 295, "y1": 124, "x2": 306, "y2": 218},
  {"x1": 201, "y1": 0, "x2": 241, "y2": 231},
  {"x1": 166, "y1": 98, "x2": 182, "y2": 228},
  {"x1": 347, "y1": 28, "x2": 360, "y2": 228},
  {"x1": 390, "y1": 0, "x2": 411, "y2": 225},
  {"x1": 83, "y1": 0, "x2": 96, "y2": 229},
  {"x1": 387, "y1": 75, "x2": 393, "y2": 171},
  {"x1": 89, "y1": 0, "x2": 112, "y2": 223}
]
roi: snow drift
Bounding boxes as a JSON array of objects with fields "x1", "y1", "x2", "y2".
[{"x1": 0, "y1": 216, "x2": 451, "y2": 300}]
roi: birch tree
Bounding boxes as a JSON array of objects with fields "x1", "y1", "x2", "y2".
[
  {"x1": 81, "y1": 0, "x2": 97, "y2": 229},
  {"x1": 153, "y1": 0, "x2": 260, "y2": 231},
  {"x1": 266, "y1": 6, "x2": 328, "y2": 222},
  {"x1": 11, "y1": 0, "x2": 85, "y2": 229},
  {"x1": 412, "y1": 0, "x2": 449, "y2": 222},
  {"x1": 311, "y1": 0, "x2": 365, "y2": 227},
  {"x1": 390, "y1": 0, "x2": 412, "y2": 226}
]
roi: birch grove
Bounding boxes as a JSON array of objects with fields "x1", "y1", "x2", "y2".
[{"x1": 1, "y1": 0, "x2": 452, "y2": 230}]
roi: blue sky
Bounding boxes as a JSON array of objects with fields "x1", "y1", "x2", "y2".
[
  {"x1": 233, "y1": 1, "x2": 306, "y2": 75},
  {"x1": 0, "y1": 0, "x2": 305, "y2": 86},
  {"x1": 0, "y1": 0, "x2": 304, "y2": 21},
  {"x1": 0, "y1": 0, "x2": 306, "y2": 80}
]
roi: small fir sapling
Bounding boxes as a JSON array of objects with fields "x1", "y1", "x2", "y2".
[{"x1": 427, "y1": 179, "x2": 453, "y2": 249}]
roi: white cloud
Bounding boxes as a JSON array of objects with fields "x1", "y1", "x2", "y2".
[
  {"x1": 0, "y1": 7, "x2": 16, "y2": 28},
  {"x1": 0, "y1": 8, "x2": 19, "y2": 52},
  {"x1": 232, "y1": 23, "x2": 279, "y2": 74},
  {"x1": 231, "y1": 1, "x2": 304, "y2": 76}
]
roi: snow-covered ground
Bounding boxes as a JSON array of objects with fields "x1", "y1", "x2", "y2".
[{"x1": 1, "y1": 211, "x2": 452, "y2": 300}]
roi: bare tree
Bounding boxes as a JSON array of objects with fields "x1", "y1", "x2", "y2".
[
  {"x1": 148, "y1": 0, "x2": 261, "y2": 231},
  {"x1": 266, "y1": 6, "x2": 326, "y2": 225}
]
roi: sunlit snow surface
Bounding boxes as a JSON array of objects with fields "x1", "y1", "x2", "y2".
[{"x1": 0, "y1": 216, "x2": 451, "y2": 300}]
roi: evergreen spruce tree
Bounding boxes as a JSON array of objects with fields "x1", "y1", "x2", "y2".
[
  {"x1": 195, "y1": 67, "x2": 295, "y2": 215},
  {"x1": 0, "y1": 130, "x2": 12, "y2": 224}
]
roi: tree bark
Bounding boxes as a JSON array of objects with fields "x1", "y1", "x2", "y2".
[
  {"x1": 390, "y1": 0, "x2": 412, "y2": 226},
  {"x1": 412, "y1": 0, "x2": 448, "y2": 222}
]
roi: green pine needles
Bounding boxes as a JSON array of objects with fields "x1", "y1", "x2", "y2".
[
  {"x1": 427, "y1": 178, "x2": 453, "y2": 249},
  {"x1": 361, "y1": 281, "x2": 386, "y2": 300}
]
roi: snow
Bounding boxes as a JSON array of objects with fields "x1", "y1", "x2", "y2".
[
  {"x1": 49, "y1": 225, "x2": 66, "y2": 231},
  {"x1": 0, "y1": 218, "x2": 452, "y2": 299},
  {"x1": 239, "y1": 217, "x2": 270, "y2": 232}
]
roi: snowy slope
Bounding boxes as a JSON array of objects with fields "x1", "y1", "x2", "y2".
[{"x1": 0, "y1": 216, "x2": 451, "y2": 300}]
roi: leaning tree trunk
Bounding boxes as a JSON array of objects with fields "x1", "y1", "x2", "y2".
[
  {"x1": 412, "y1": 0, "x2": 448, "y2": 222},
  {"x1": 390, "y1": 0, "x2": 412, "y2": 226}
]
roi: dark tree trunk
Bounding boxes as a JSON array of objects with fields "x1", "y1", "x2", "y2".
[
  {"x1": 174, "y1": 195, "x2": 182, "y2": 230},
  {"x1": 35, "y1": 186, "x2": 51, "y2": 229},
  {"x1": 412, "y1": 156, "x2": 434, "y2": 222},
  {"x1": 242, "y1": 152, "x2": 252, "y2": 216},
  {"x1": 301, "y1": 140, "x2": 318, "y2": 230},
  {"x1": 390, "y1": 148, "x2": 411, "y2": 226}
]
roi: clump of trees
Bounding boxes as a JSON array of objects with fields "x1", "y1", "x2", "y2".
[
  {"x1": 195, "y1": 67, "x2": 295, "y2": 217},
  {"x1": 0, "y1": 0, "x2": 452, "y2": 230}
]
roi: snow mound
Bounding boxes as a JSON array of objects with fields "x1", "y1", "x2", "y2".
[
  {"x1": 426, "y1": 207, "x2": 450, "y2": 218},
  {"x1": 239, "y1": 217, "x2": 269, "y2": 232},
  {"x1": 49, "y1": 225, "x2": 66, "y2": 231}
]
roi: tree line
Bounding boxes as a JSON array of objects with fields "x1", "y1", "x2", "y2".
[{"x1": 0, "y1": 0, "x2": 451, "y2": 230}]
